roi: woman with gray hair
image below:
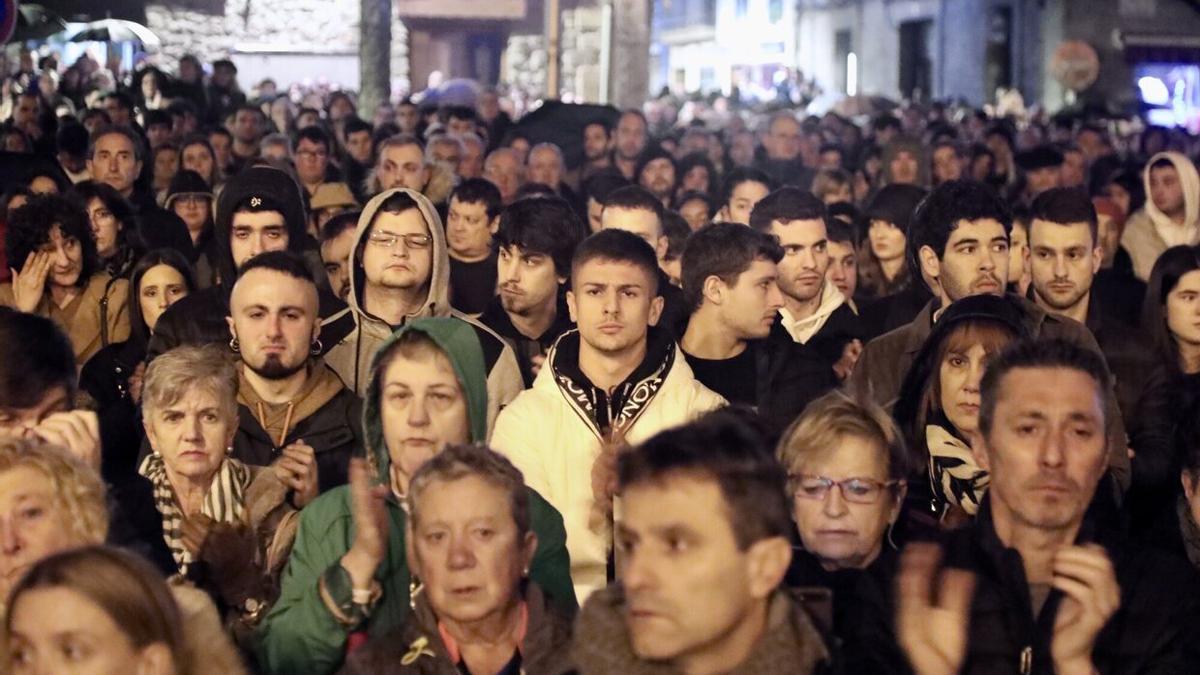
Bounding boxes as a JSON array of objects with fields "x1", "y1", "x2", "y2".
[
  {"x1": 139, "y1": 343, "x2": 302, "y2": 627},
  {"x1": 340, "y1": 444, "x2": 574, "y2": 675}
]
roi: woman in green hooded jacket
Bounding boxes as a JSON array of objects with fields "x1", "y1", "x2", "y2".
[{"x1": 258, "y1": 317, "x2": 576, "y2": 675}]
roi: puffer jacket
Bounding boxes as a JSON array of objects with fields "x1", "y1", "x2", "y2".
[
  {"x1": 322, "y1": 187, "x2": 523, "y2": 435},
  {"x1": 491, "y1": 329, "x2": 726, "y2": 602},
  {"x1": 258, "y1": 319, "x2": 575, "y2": 675}
]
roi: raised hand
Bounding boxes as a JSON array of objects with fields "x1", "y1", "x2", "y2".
[
  {"x1": 32, "y1": 410, "x2": 101, "y2": 472},
  {"x1": 340, "y1": 458, "x2": 391, "y2": 590},
  {"x1": 896, "y1": 542, "x2": 977, "y2": 675},
  {"x1": 273, "y1": 440, "x2": 320, "y2": 508},
  {"x1": 1051, "y1": 544, "x2": 1120, "y2": 675},
  {"x1": 10, "y1": 251, "x2": 51, "y2": 313},
  {"x1": 833, "y1": 339, "x2": 863, "y2": 381}
]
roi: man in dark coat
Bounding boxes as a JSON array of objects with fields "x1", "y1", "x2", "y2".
[
  {"x1": 226, "y1": 252, "x2": 362, "y2": 493},
  {"x1": 890, "y1": 340, "x2": 1200, "y2": 675}
]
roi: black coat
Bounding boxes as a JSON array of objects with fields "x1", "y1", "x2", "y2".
[
  {"x1": 857, "y1": 284, "x2": 933, "y2": 342},
  {"x1": 478, "y1": 293, "x2": 575, "y2": 388},
  {"x1": 857, "y1": 498, "x2": 1200, "y2": 674},
  {"x1": 80, "y1": 339, "x2": 147, "y2": 481},
  {"x1": 233, "y1": 387, "x2": 363, "y2": 493}
]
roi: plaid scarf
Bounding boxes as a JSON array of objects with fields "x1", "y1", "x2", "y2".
[{"x1": 138, "y1": 452, "x2": 251, "y2": 574}]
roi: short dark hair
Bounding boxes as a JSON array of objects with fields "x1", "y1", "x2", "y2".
[
  {"x1": 571, "y1": 229, "x2": 660, "y2": 296},
  {"x1": 5, "y1": 194, "x2": 98, "y2": 289},
  {"x1": 343, "y1": 116, "x2": 373, "y2": 137},
  {"x1": 320, "y1": 211, "x2": 360, "y2": 244},
  {"x1": 661, "y1": 210, "x2": 691, "y2": 260},
  {"x1": 442, "y1": 105, "x2": 477, "y2": 124},
  {"x1": 88, "y1": 125, "x2": 145, "y2": 162},
  {"x1": 294, "y1": 125, "x2": 331, "y2": 153},
  {"x1": 583, "y1": 119, "x2": 612, "y2": 136},
  {"x1": 208, "y1": 127, "x2": 233, "y2": 143},
  {"x1": 748, "y1": 187, "x2": 827, "y2": 232},
  {"x1": 450, "y1": 178, "x2": 503, "y2": 220},
  {"x1": 1029, "y1": 187, "x2": 1098, "y2": 244},
  {"x1": 907, "y1": 179, "x2": 1012, "y2": 279},
  {"x1": 619, "y1": 407, "x2": 793, "y2": 550},
  {"x1": 496, "y1": 196, "x2": 583, "y2": 278},
  {"x1": 681, "y1": 222, "x2": 784, "y2": 312},
  {"x1": 104, "y1": 91, "x2": 133, "y2": 111},
  {"x1": 826, "y1": 218, "x2": 855, "y2": 246},
  {"x1": 144, "y1": 110, "x2": 172, "y2": 130},
  {"x1": 236, "y1": 249, "x2": 315, "y2": 284},
  {"x1": 582, "y1": 169, "x2": 629, "y2": 205},
  {"x1": 719, "y1": 167, "x2": 774, "y2": 208},
  {"x1": 602, "y1": 184, "x2": 664, "y2": 223},
  {"x1": 978, "y1": 339, "x2": 1111, "y2": 439},
  {"x1": 0, "y1": 307, "x2": 77, "y2": 407}
]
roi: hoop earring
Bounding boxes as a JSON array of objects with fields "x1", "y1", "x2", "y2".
[
  {"x1": 886, "y1": 520, "x2": 899, "y2": 551},
  {"x1": 229, "y1": 337, "x2": 240, "y2": 353},
  {"x1": 310, "y1": 339, "x2": 323, "y2": 356}
]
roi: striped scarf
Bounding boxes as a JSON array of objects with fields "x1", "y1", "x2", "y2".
[{"x1": 138, "y1": 452, "x2": 251, "y2": 574}]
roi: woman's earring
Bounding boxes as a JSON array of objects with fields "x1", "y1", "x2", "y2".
[
  {"x1": 886, "y1": 520, "x2": 899, "y2": 551},
  {"x1": 409, "y1": 577, "x2": 424, "y2": 611},
  {"x1": 310, "y1": 339, "x2": 323, "y2": 356},
  {"x1": 229, "y1": 337, "x2": 240, "y2": 353}
]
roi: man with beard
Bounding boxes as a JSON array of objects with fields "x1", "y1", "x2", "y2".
[
  {"x1": 753, "y1": 112, "x2": 814, "y2": 191},
  {"x1": 479, "y1": 196, "x2": 583, "y2": 387},
  {"x1": 613, "y1": 109, "x2": 649, "y2": 180},
  {"x1": 848, "y1": 180, "x2": 1130, "y2": 490},
  {"x1": 230, "y1": 104, "x2": 266, "y2": 169},
  {"x1": 1027, "y1": 188, "x2": 1160, "y2": 506},
  {"x1": 634, "y1": 146, "x2": 677, "y2": 208},
  {"x1": 492, "y1": 230, "x2": 724, "y2": 602},
  {"x1": 226, "y1": 251, "x2": 362, "y2": 492}
]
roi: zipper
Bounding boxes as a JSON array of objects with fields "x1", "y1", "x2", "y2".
[{"x1": 1019, "y1": 646, "x2": 1032, "y2": 674}]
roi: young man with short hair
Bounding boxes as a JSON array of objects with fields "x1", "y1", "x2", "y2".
[
  {"x1": 570, "y1": 408, "x2": 830, "y2": 674},
  {"x1": 319, "y1": 212, "x2": 359, "y2": 303},
  {"x1": 825, "y1": 218, "x2": 860, "y2": 312},
  {"x1": 847, "y1": 180, "x2": 1130, "y2": 488},
  {"x1": 894, "y1": 340, "x2": 1200, "y2": 675},
  {"x1": 226, "y1": 251, "x2": 363, "y2": 492},
  {"x1": 492, "y1": 229, "x2": 725, "y2": 602},
  {"x1": 479, "y1": 196, "x2": 583, "y2": 387},
  {"x1": 230, "y1": 104, "x2": 266, "y2": 167},
  {"x1": 601, "y1": 185, "x2": 689, "y2": 336},
  {"x1": 445, "y1": 178, "x2": 503, "y2": 316},
  {"x1": 613, "y1": 109, "x2": 649, "y2": 180},
  {"x1": 294, "y1": 125, "x2": 338, "y2": 196}
]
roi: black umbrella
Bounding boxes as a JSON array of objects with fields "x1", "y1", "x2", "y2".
[
  {"x1": 8, "y1": 4, "x2": 68, "y2": 43},
  {"x1": 513, "y1": 101, "x2": 620, "y2": 170}
]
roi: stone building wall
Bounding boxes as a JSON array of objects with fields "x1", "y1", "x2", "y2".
[
  {"x1": 145, "y1": 0, "x2": 409, "y2": 92},
  {"x1": 505, "y1": 4, "x2": 608, "y2": 102}
]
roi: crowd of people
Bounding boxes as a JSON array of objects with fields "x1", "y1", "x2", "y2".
[{"x1": 2, "y1": 49, "x2": 1200, "y2": 674}]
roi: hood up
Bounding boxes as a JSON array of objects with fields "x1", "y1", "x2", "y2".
[
  {"x1": 1142, "y1": 151, "x2": 1200, "y2": 247},
  {"x1": 212, "y1": 166, "x2": 309, "y2": 291},
  {"x1": 361, "y1": 316, "x2": 489, "y2": 482}
]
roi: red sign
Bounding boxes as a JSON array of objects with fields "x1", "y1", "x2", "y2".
[{"x1": 0, "y1": 0, "x2": 17, "y2": 45}]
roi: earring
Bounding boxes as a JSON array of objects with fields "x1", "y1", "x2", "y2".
[
  {"x1": 886, "y1": 520, "x2": 899, "y2": 551},
  {"x1": 310, "y1": 339, "x2": 323, "y2": 356},
  {"x1": 229, "y1": 337, "x2": 240, "y2": 353}
]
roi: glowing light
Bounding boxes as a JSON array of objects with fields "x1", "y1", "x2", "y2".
[
  {"x1": 847, "y1": 53, "x2": 858, "y2": 96},
  {"x1": 1138, "y1": 76, "x2": 1169, "y2": 105}
]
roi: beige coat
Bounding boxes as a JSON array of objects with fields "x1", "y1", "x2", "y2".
[{"x1": 0, "y1": 272, "x2": 129, "y2": 366}]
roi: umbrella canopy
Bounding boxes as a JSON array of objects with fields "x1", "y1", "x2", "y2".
[
  {"x1": 68, "y1": 18, "x2": 160, "y2": 50},
  {"x1": 513, "y1": 101, "x2": 621, "y2": 170},
  {"x1": 8, "y1": 4, "x2": 68, "y2": 43}
]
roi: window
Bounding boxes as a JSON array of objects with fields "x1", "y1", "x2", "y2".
[
  {"x1": 769, "y1": 0, "x2": 783, "y2": 23},
  {"x1": 736, "y1": 0, "x2": 749, "y2": 18}
]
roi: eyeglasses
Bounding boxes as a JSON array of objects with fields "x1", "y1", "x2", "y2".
[
  {"x1": 367, "y1": 231, "x2": 432, "y2": 250},
  {"x1": 296, "y1": 149, "x2": 328, "y2": 160},
  {"x1": 789, "y1": 474, "x2": 902, "y2": 505}
]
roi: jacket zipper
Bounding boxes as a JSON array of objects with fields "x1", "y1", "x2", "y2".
[{"x1": 1019, "y1": 646, "x2": 1032, "y2": 674}]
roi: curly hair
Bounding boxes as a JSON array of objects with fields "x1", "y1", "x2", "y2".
[
  {"x1": 0, "y1": 437, "x2": 109, "y2": 546},
  {"x1": 4, "y1": 193, "x2": 98, "y2": 289}
]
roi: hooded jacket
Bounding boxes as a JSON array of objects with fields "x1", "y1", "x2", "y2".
[
  {"x1": 322, "y1": 188, "x2": 523, "y2": 434},
  {"x1": 570, "y1": 585, "x2": 830, "y2": 675},
  {"x1": 1121, "y1": 151, "x2": 1200, "y2": 281},
  {"x1": 491, "y1": 329, "x2": 725, "y2": 602},
  {"x1": 149, "y1": 166, "x2": 340, "y2": 359},
  {"x1": 234, "y1": 358, "x2": 363, "y2": 492},
  {"x1": 259, "y1": 318, "x2": 574, "y2": 675}
]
